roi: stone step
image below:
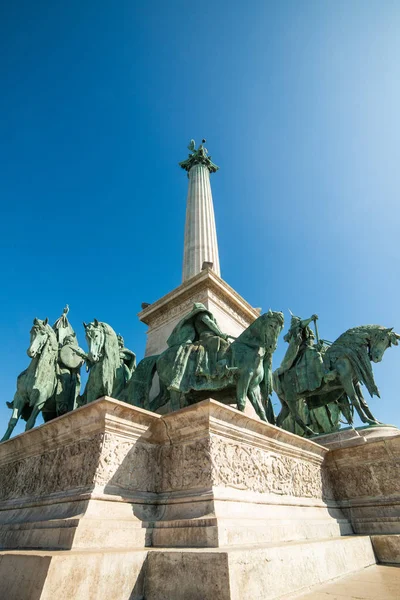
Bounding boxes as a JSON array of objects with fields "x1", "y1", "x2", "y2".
[
  {"x1": 145, "y1": 535, "x2": 376, "y2": 600},
  {"x1": 0, "y1": 516, "x2": 150, "y2": 550},
  {"x1": 150, "y1": 515, "x2": 353, "y2": 548},
  {"x1": 0, "y1": 535, "x2": 376, "y2": 600},
  {"x1": 371, "y1": 534, "x2": 400, "y2": 564}
]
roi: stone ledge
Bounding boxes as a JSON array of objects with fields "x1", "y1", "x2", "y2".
[
  {"x1": 316, "y1": 425, "x2": 400, "y2": 450},
  {"x1": 0, "y1": 396, "x2": 160, "y2": 464},
  {"x1": 152, "y1": 399, "x2": 327, "y2": 462}
]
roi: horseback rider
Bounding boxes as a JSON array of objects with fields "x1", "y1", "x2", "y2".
[
  {"x1": 274, "y1": 313, "x2": 326, "y2": 395},
  {"x1": 52, "y1": 306, "x2": 85, "y2": 414},
  {"x1": 166, "y1": 302, "x2": 230, "y2": 392}
]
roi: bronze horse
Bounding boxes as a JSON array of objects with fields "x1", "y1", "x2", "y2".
[{"x1": 275, "y1": 325, "x2": 399, "y2": 436}]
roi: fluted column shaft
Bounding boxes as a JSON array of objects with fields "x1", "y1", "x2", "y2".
[{"x1": 182, "y1": 164, "x2": 221, "y2": 282}]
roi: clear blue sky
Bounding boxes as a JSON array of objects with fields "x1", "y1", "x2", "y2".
[{"x1": 1, "y1": 0, "x2": 400, "y2": 435}]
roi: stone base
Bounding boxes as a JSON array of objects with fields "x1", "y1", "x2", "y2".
[
  {"x1": 0, "y1": 397, "x2": 387, "y2": 598},
  {"x1": 146, "y1": 536, "x2": 375, "y2": 600},
  {"x1": 0, "y1": 536, "x2": 375, "y2": 600},
  {"x1": 315, "y1": 424, "x2": 400, "y2": 450},
  {"x1": 321, "y1": 425, "x2": 400, "y2": 564}
]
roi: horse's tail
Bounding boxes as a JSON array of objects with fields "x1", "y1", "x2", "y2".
[{"x1": 119, "y1": 355, "x2": 158, "y2": 410}]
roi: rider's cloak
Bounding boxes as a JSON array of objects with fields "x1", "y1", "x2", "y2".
[
  {"x1": 166, "y1": 303, "x2": 228, "y2": 393},
  {"x1": 167, "y1": 303, "x2": 218, "y2": 347},
  {"x1": 274, "y1": 319, "x2": 324, "y2": 395}
]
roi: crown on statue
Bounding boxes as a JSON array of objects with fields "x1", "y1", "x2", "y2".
[{"x1": 179, "y1": 139, "x2": 219, "y2": 174}]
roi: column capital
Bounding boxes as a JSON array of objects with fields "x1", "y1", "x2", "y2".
[{"x1": 179, "y1": 139, "x2": 219, "y2": 174}]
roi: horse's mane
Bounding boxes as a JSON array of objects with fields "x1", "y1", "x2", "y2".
[
  {"x1": 326, "y1": 324, "x2": 385, "y2": 397},
  {"x1": 100, "y1": 322, "x2": 120, "y2": 367},
  {"x1": 42, "y1": 323, "x2": 58, "y2": 354},
  {"x1": 233, "y1": 311, "x2": 284, "y2": 347},
  {"x1": 332, "y1": 324, "x2": 386, "y2": 346}
]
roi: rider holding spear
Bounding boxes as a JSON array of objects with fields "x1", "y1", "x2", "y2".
[{"x1": 274, "y1": 312, "x2": 326, "y2": 395}]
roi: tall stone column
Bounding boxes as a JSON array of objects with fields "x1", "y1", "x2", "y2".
[
  {"x1": 139, "y1": 139, "x2": 260, "y2": 358},
  {"x1": 180, "y1": 140, "x2": 220, "y2": 282}
]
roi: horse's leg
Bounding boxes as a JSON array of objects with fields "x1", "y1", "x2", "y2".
[
  {"x1": 290, "y1": 400, "x2": 316, "y2": 436},
  {"x1": 336, "y1": 359, "x2": 378, "y2": 425},
  {"x1": 276, "y1": 399, "x2": 290, "y2": 427},
  {"x1": 24, "y1": 390, "x2": 43, "y2": 431},
  {"x1": 247, "y1": 386, "x2": 268, "y2": 422},
  {"x1": 236, "y1": 370, "x2": 253, "y2": 412},
  {"x1": 1, "y1": 392, "x2": 24, "y2": 442},
  {"x1": 275, "y1": 372, "x2": 315, "y2": 435}
]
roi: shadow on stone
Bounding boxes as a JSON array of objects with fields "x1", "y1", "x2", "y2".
[{"x1": 0, "y1": 552, "x2": 51, "y2": 600}]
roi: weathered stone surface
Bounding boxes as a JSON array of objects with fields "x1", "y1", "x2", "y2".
[
  {"x1": 145, "y1": 537, "x2": 375, "y2": 600},
  {"x1": 0, "y1": 397, "x2": 383, "y2": 599},
  {"x1": 0, "y1": 398, "x2": 160, "y2": 551},
  {"x1": 322, "y1": 427, "x2": 400, "y2": 551},
  {"x1": 209, "y1": 435, "x2": 325, "y2": 498},
  {"x1": 371, "y1": 534, "x2": 400, "y2": 564},
  {"x1": 0, "y1": 432, "x2": 103, "y2": 501},
  {"x1": 0, "y1": 549, "x2": 147, "y2": 600},
  {"x1": 0, "y1": 397, "x2": 348, "y2": 551}
]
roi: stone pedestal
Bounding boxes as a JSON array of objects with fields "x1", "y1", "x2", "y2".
[
  {"x1": 0, "y1": 398, "x2": 377, "y2": 599},
  {"x1": 138, "y1": 267, "x2": 260, "y2": 356},
  {"x1": 320, "y1": 425, "x2": 400, "y2": 564}
]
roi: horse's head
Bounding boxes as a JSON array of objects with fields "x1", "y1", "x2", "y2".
[
  {"x1": 28, "y1": 317, "x2": 50, "y2": 358},
  {"x1": 247, "y1": 309, "x2": 284, "y2": 352},
  {"x1": 83, "y1": 319, "x2": 105, "y2": 362},
  {"x1": 265, "y1": 309, "x2": 285, "y2": 349},
  {"x1": 370, "y1": 327, "x2": 400, "y2": 363}
]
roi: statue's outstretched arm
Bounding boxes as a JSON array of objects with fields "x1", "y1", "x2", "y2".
[{"x1": 300, "y1": 314, "x2": 318, "y2": 329}]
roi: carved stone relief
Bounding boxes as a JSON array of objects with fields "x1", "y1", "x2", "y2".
[
  {"x1": 209, "y1": 436, "x2": 325, "y2": 499},
  {"x1": 96, "y1": 433, "x2": 159, "y2": 493},
  {"x1": 0, "y1": 433, "x2": 104, "y2": 501},
  {"x1": 149, "y1": 293, "x2": 208, "y2": 330},
  {"x1": 327, "y1": 461, "x2": 400, "y2": 501},
  {"x1": 159, "y1": 439, "x2": 212, "y2": 492}
]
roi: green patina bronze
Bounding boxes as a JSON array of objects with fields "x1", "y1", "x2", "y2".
[
  {"x1": 79, "y1": 320, "x2": 135, "y2": 405},
  {"x1": 114, "y1": 334, "x2": 136, "y2": 398},
  {"x1": 1, "y1": 318, "x2": 59, "y2": 441},
  {"x1": 51, "y1": 305, "x2": 85, "y2": 417},
  {"x1": 274, "y1": 313, "x2": 400, "y2": 437},
  {"x1": 122, "y1": 303, "x2": 284, "y2": 422},
  {"x1": 1, "y1": 308, "x2": 86, "y2": 441},
  {"x1": 179, "y1": 139, "x2": 219, "y2": 173},
  {"x1": 2, "y1": 301, "x2": 398, "y2": 442}
]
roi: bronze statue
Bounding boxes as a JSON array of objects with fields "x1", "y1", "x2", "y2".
[
  {"x1": 274, "y1": 318, "x2": 400, "y2": 436},
  {"x1": 123, "y1": 303, "x2": 284, "y2": 422}
]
